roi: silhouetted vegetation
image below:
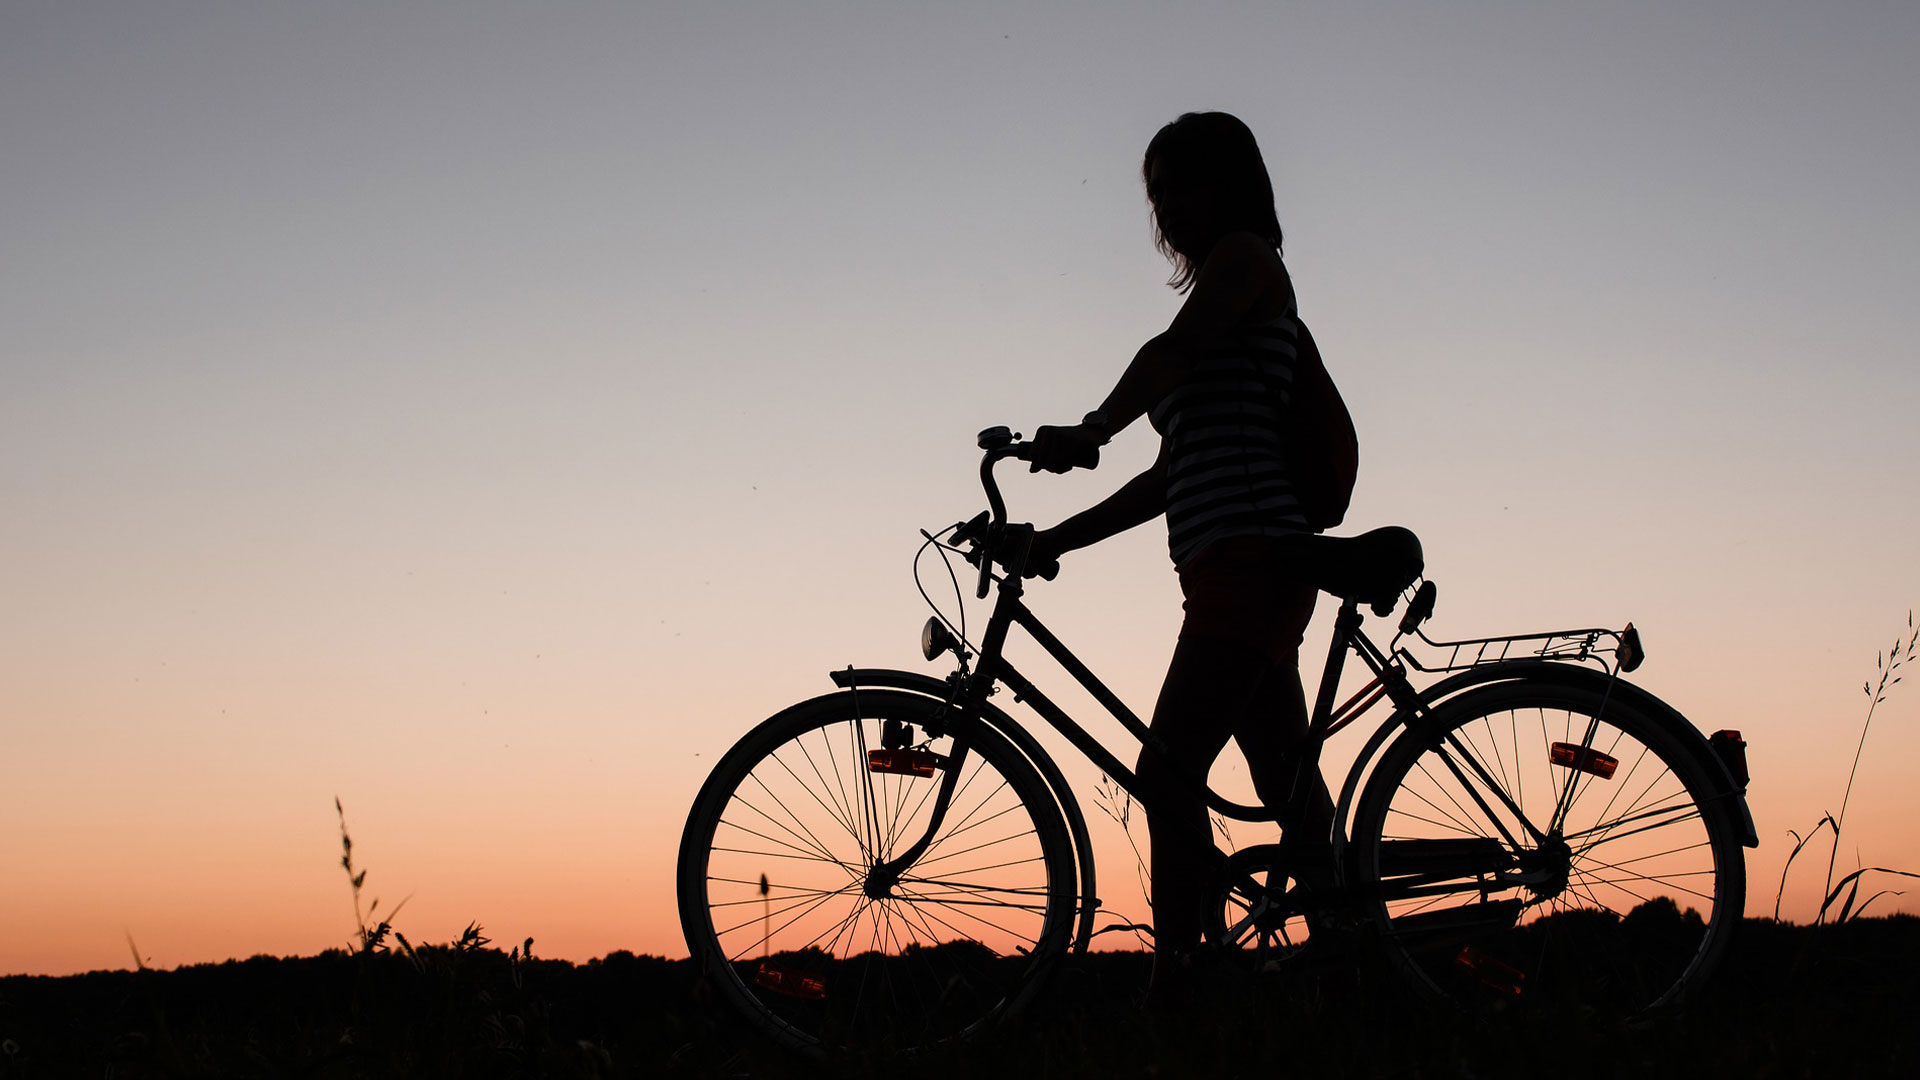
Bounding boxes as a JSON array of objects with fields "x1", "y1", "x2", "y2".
[
  {"x1": 2, "y1": 916, "x2": 1915, "y2": 1078},
  {"x1": 1775, "y1": 611, "x2": 1920, "y2": 923}
]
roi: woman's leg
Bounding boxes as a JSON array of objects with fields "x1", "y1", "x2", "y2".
[
  {"x1": 1137, "y1": 633, "x2": 1271, "y2": 959},
  {"x1": 1234, "y1": 585, "x2": 1333, "y2": 845},
  {"x1": 1234, "y1": 662, "x2": 1332, "y2": 835},
  {"x1": 1139, "y1": 538, "x2": 1319, "y2": 1000}
]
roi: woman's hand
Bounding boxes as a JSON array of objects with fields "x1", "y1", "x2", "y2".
[
  {"x1": 1024, "y1": 527, "x2": 1066, "y2": 578},
  {"x1": 1026, "y1": 423, "x2": 1105, "y2": 474}
]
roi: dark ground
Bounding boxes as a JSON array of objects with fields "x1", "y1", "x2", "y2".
[{"x1": 2, "y1": 917, "x2": 1915, "y2": 1079}]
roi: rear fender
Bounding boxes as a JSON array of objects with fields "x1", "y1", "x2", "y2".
[
  {"x1": 829, "y1": 667, "x2": 1099, "y2": 952},
  {"x1": 1336, "y1": 661, "x2": 1757, "y2": 849}
]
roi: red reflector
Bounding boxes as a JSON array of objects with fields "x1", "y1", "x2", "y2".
[
  {"x1": 1549, "y1": 742, "x2": 1618, "y2": 779},
  {"x1": 755, "y1": 963, "x2": 826, "y2": 1000},
  {"x1": 1456, "y1": 945, "x2": 1525, "y2": 994},
  {"x1": 867, "y1": 748, "x2": 943, "y2": 777}
]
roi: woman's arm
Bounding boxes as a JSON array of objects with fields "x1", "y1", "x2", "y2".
[{"x1": 1032, "y1": 448, "x2": 1169, "y2": 562}]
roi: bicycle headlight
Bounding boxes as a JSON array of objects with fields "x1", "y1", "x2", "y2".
[{"x1": 921, "y1": 617, "x2": 958, "y2": 662}]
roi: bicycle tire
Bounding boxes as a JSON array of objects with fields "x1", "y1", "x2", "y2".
[
  {"x1": 676, "y1": 689, "x2": 1077, "y2": 1055},
  {"x1": 1348, "y1": 677, "x2": 1745, "y2": 1019}
]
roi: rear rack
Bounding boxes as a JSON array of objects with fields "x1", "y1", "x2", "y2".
[{"x1": 1401, "y1": 623, "x2": 1642, "y2": 676}]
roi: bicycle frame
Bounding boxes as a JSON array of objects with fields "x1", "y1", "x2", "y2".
[{"x1": 844, "y1": 443, "x2": 1425, "y2": 927}]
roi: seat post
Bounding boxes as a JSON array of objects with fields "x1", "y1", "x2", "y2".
[
  {"x1": 1279, "y1": 597, "x2": 1362, "y2": 839},
  {"x1": 1308, "y1": 598, "x2": 1363, "y2": 736}
]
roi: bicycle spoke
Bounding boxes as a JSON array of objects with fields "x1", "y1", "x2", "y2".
[
  {"x1": 708, "y1": 880, "x2": 844, "y2": 906},
  {"x1": 766, "y1": 746, "x2": 866, "y2": 861},
  {"x1": 1565, "y1": 799, "x2": 1703, "y2": 850},
  {"x1": 1436, "y1": 735, "x2": 1544, "y2": 847},
  {"x1": 734, "y1": 780, "x2": 856, "y2": 868},
  {"x1": 1595, "y1": 837, "x2": 1711, "y2": 870},
  {"x1": 1567, "y1": 862, "x2": 1655, "y2": 912},
  {"x1": 1574, "y1": 766, "x2": 1685, "y2": 853},
  {"x1": 713, "y1": 812, "x2": 857, "y2": 877},
  {"x1": 895, "y1": 882, "x2": 1037, "y2": 946},
  {"x1": 1404, "y1": 760, "x2": 1497, "y2": 838},
  {"x1": 901, "y1": 867, "x2": 1052, "y2": 895},
  {"x1": 919, "y1": 772, "x2": 1010, "y2": 860},
  {"x1": 723, "y1": 883, "x2": 865, "y2": 961},
  {"x1": 914, "y1": 826, "x2": 1038, "y2": 870},
  {"x1": 1572, "y1": 851, "x2": 1720, "y2": 905},
  {"x1": 713, "y1": 842, "x2": 862, "y2": 864},
  {"x1": 813, "y1": 721, "x2": 866, "y2": 861},
  {"x1": 715, "y1": 885, "x2": 851, "y2": 943}
]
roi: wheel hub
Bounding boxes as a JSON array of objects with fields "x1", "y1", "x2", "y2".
[
  {"x1": 864, "y1": 864, "x2": 900, "y2": 899},
  {"x1": 1522, "y1": 835, "x2": 1573, "y2": 900}
]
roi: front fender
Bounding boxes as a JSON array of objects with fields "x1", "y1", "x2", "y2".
[{"x1": 828, "y1": 667, "x2": 1099, "y2": 952}]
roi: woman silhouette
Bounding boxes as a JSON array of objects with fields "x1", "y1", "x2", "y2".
[{"x1": 1025, "y1": 111, "x2": 1340, "y2": 1008}]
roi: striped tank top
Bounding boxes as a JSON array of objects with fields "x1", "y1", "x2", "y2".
[{"x1": 1149, "y1": 303, "x2": 1311, "y2": 567}]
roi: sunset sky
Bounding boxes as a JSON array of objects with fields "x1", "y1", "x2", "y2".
[{"x1": 6, "y1": 1, "x2": 1919, "y2": 976}]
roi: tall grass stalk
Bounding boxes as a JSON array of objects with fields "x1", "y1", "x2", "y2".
[
  {"x1": 335, "y1": 797, "x2": 408, "y2": 952},
  {"x1": 1820, "y1": 611, "x2": 1917, "y2": 917},
  {"x1": 1777, "y1": 611, "x2": 1918, "y2": 923},
  {"x1": 1090, "y1": 776, "x2": 1155, "y2": 947}
]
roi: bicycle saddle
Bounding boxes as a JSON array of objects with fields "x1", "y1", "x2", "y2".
[{"x1": 1276, "y1": 525, "x2": 1424, "y2": 615}]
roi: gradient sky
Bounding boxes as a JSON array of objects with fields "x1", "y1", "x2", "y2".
[{"x1": 5, "y1": 1, "x2": 1919, "y2": 975}]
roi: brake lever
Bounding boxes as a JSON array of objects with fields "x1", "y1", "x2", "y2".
[{"x1": 951, "y1": 510, "x2": 990, "y2": 548}]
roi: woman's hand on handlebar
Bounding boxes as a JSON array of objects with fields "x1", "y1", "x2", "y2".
[
  {"x1": 1025, "y1": 423, "x2": 1105, "y2": 474},
  {"x1": 1024, "y1": 527, "x2": 1067, "y2": 578}
]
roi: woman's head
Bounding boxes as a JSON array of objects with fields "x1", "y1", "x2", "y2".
[{"x1": 1143, "y1": 112, "x2": 1282, "y2": 291}]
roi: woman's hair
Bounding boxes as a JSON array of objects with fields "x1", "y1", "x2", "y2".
[{"x1": 1143, "y1": 111, "x2": 1283, "y2": 292}]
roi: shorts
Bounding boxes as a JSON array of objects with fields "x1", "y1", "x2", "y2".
[{"x1": 1175, "y1": 535, "x2": 1318, "y2": 666}]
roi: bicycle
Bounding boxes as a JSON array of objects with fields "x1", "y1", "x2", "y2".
[{"x1": 676, "y1": 427, "x2": 1758, "y2": 1056}]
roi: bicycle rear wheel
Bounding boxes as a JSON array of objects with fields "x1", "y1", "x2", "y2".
[
  {"x1": 677, "y1": 689, "x2": 1076, "y2": 1055},
  {"x1": 1349, "y1": 678, "x2": 1745, "y2": 1019}
]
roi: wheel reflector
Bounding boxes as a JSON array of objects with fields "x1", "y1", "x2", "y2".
[
  {"x1": 1456, "y1": 945, "x2": 1526, "y2": 994},
  {"x1": 755, "y1": 962, "x2": 826, "y2": 1000},
  {"x1": 1549, "y1": 742, "x2": 1618, "y2": 779},
  {"x1": 867, "y1": 748, "x2": 943, "y2": 776}
]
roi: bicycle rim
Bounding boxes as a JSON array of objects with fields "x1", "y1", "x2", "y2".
[
  {"x1": 677, "y1": 690, "x2": 1075, "y2": 1054},
  {"x1": 1351, "y1": 679, "x2": 1744, "y2": 1018}
]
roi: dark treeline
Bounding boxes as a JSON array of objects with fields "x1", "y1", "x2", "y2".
[{"x1": 1, "y1": 917, "x2": 1914, "y2": 1078}]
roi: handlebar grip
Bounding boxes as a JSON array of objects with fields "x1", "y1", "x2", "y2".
[
  {"x1": 1029, "y1": 556, "x2": 1060, "y2": 581},
  {"x1": 1011, "y1": 434, "x2": 1101, "y2": 473}
]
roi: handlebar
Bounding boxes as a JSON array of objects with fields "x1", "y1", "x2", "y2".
[{"x1": 962, "y1": 428, "x2": 1071, "y2": 597}]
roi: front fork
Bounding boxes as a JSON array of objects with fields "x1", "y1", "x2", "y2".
[{"x1": 859, "y1": 699, "x2": 975, "y2": 899}]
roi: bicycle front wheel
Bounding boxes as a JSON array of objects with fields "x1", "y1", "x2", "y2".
[
  {"x1": 1349, "y1": 678, "x2": 1745, "y2": 1019},
  {"x1": 676, "y1": 689, "x2": 1076, "y2": 1055}
]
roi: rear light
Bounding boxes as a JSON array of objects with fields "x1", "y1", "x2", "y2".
[
  {"x1": 755, "y1": 963, "x2": 826, "y2": 1000},
  {"x1": 1549, "y1": 742, "x2": 1618, "y2": 779},
  {"x1": 1709, "y1": 730, "x2": 1750, "y2": 788},
  {"x1": 868, "y1": 748, "x2": 943, "y2": 777}
]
